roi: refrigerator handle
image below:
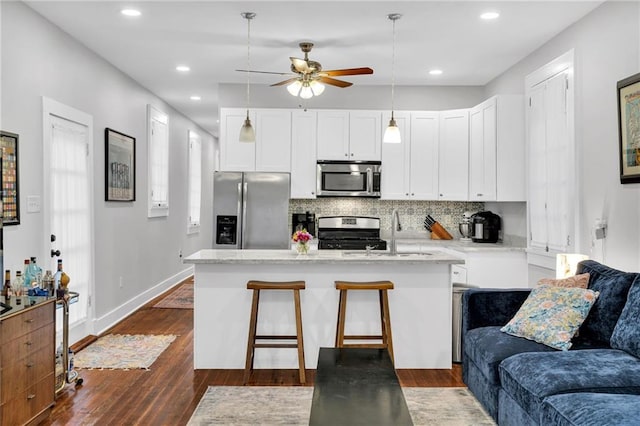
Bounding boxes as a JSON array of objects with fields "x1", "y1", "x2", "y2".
[
  {"x1": 237, "y1": 183, "x2": 243, "y2": 247},
  {"x1": 241, "y1": 182, "x2": 248, "y2": 248}
]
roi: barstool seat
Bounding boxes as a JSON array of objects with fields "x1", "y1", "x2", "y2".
[
  {"x1": 334, "y1": 280, "x2": 395, "y2": 364},
  {"x1": 244, "y1": 280, "x2": 306, "y2": 385}
]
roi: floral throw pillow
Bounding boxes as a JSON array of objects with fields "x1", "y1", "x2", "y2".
[
  {"x1": 501, "y1": 285, "x2": 600, "y2": 350},
  {"x1": 538, "y1": 273, "x2": 590, "y2": 289}
]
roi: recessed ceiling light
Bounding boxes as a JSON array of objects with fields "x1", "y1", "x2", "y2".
[
  {"x1": 480, "y1": 11, "x2": 500, "y2": 20},
  {"x1": 121, "y1": 9, "x2": 141, "y2": 17},
  {"x1": 190, "y1": 95, "x2": 201, "y2": 101},
  {"x1": 176, "y1": 65, "x2": 191, "y2": 72},
  {"x1": 429, "y1": 69, "x2": 443, "y2": 76}
]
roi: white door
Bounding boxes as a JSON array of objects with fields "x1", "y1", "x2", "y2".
[{"x1": 43, "y1": 98, "x2": 94, "y2": 340}]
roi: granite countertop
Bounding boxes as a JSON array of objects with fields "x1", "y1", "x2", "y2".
[{"x1": 184, "y1": 249, "x2": 464, "y2": 265}]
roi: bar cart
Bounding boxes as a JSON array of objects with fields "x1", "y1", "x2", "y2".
[{"x1": 56, "y1": 291, "x2": 83, "y2": 394}]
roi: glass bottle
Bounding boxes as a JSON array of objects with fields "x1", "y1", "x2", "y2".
[
  {"x1": 30, "y1": 257, "x2": 43, "y2": 287},
  {"x1": 42, "y1": 270, "x2": 55, "y2": 297},
  {"x1": 54, "y1": 259, "x2": 63, "y2": 289},
  {"x1": 3, "y1": 269, "x2": 12, "y2": 301},
  {"x1": 23, "y1": 258, "x2": 33, "y2": 289},
  {"x1": 13, "y1": 271, "x2": 24, "y2": 301}
]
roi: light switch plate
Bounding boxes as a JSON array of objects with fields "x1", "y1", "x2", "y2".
[{"x1": 27, "y1": 195, "x2": 41, "y2": 213}]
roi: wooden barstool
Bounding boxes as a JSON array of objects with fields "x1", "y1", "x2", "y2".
[
  {"x1": 334, "y1": 280, "x2": 395, "y2": 364},
  {"x1": 244, "y1": 280, "x2": 306, "y2": 385}
]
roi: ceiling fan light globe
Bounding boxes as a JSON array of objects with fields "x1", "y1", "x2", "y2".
[
  {"x1": 383, "y1": 119, "x2": 401, "y2": 144},
  {"x1": 239, "y1": 117, "x2": 256, "y2": 143},
  {"x1": 287, "y1": 80, "x2": 302, "y2": 96},
  {"x1": 300, "y1": 85, "x2": 314, "y2": 99},
  {"x1": 310, "y1": 81, "x2": 325, "y2": 96}
]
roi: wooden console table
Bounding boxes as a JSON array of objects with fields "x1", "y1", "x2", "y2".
[{"x1": 309, "y1": 347, "x2": 413, "y2": 425}]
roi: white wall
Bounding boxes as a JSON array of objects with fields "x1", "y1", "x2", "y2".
[
  {"x1": 1, "y1": 2, "x2": 215, "y2": 334},
  {"x1": 486, "y1": 1, "x2": 640, "y2": 272}
]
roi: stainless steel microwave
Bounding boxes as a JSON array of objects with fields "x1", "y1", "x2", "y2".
[{"x1": 316, "y1": 160, "x2": 381, "y2": 198}]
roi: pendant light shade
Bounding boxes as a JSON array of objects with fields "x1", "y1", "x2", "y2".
[
  {"x1": 384, "y1": 13, "x2": 402, "y2": 144},
  {"x1": 239, "y1": 12, "x2": 256, "y2": 143}
]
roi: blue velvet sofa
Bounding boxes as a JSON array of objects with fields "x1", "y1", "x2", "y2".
[{"x1": 462, "y1": 260, "x2": 640, "y2": 425}]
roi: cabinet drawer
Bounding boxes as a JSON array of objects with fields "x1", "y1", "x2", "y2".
[
  {"x1": 1, "y1": 322, "x2": 55, "y2": 364},
  {"x1": 2, "y1": 346, "x2": 55, "y2": 404},
  {"x1": 1, "y1": 373, "x2": 54, "y2": 426},
  {"x1": 1, "y1": 300, "x2": 54, "y2": 339}
]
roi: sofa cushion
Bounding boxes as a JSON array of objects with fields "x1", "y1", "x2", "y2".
[
  {"x1": 576, "y1": 260, "x2": 638, "y2": 344},
  {"x1": 500, "y1": 285, "x2": 599, "y2": 350},
  {"x1": 499, "y1": 349, "x2": 640, "y2": 422},
  {"x1": 538, "y1": 272, "x2": 589, "y2": 288},
  {"x1": 464, "y1": 326, "x2": 555, "y2": 385},
  {"x1": 541, "y1": 393, "x2": 640, "y2": 426},
  {"x1": 611, "y1": 276, "x2": 640, "y2": 357}
]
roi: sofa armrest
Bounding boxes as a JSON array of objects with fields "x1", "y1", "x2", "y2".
[{"x1": 462, "y1": 288, "x2": 531, "y2": 333}]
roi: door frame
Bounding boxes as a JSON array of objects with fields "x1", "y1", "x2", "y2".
[{"x1": 42, "y1": 96, "x2": 96, "y2": 341}]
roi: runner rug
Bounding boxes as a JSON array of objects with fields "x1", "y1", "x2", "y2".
[
  {"x1": 74, "y1": 334, "x2": 177, "y2": 370},
  {"x1": 187, "y1": 386, "x2": 495, "y2": 425},
  {"x1": 153, "y1": 282, "x2": 193, "y2": 309}
]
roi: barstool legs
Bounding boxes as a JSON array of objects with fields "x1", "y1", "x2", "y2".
[
  {"x1": 293, "y1": 289, "x2": 306, "y2": 384},
  {"x1": 243, "y1": 289, "x2": 260, "y2": 385}
]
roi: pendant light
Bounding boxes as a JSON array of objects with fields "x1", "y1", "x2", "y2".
[
  {"x1": 383, "y1": 13, "x2": 402, "y2": 144},
  {"x1": 239, "y1": 12, "x2": 256, "y2": 143}
]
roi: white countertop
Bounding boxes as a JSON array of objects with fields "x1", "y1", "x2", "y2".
[
  {"x1": 184, "y1": 248, "x2": 464, "y2": 265},
  {"x1": 387, "y1": 231, "x2": 526, "y2": 253}
]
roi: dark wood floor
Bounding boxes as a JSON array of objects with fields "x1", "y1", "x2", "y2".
[{"x1": 45, "y1": 277, "x2": 464, "y2": 425}]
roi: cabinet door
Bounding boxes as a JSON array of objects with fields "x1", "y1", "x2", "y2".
[
  {"x1": 410, "y1": 112, "x2": 440, "y2": 200},
  {"x1": 255, "y1": 109, "x2": 292, "y2": 172},
  {"x1": 496, "y1": 95, "x2": 525, "y2": 201},
  {"x1": 349, "y1": 110, "x2": 382, "y2": 160},
  {"x1": 219, "y1": 108, "x2": 255, "y2": 171},
  {"x1": 528, "y1": 85, "x2": 548, "y2": 252},
  {"x1": 317, "y1": 110, "x2": 349, "y2": 160},
  {"x1": 438, "y1": 109, "x2": 469, "y2": 200},
  {"x1": 381, "y1": 111, "x2": 410, "y2": 200},
  {"x1": 291, "y1": 110, "x2": 317, "y2": 198},
  {"x1": 469, "y1": 98, "x2": 497, "y2": 201}
]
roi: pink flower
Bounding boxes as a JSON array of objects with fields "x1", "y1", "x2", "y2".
[{"x1": 292, "y1": 229, "x2": 313, "y2": 243}]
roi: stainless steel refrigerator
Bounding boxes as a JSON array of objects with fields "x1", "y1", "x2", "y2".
[{"x1": 213, "y1": 172, "x2": 291, "y2": 249}]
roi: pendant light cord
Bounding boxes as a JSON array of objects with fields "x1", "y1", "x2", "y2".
[
  {"x1": 391, "y1": 16, "x2": 396, "y2": 118},
  {"x1": 246, "y1": 15, "x2": 251, "y2": 116}
]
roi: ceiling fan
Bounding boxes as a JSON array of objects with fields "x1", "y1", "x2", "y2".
[{"x1": 237, "y1": 42, "x2": 374, "y2": 98}]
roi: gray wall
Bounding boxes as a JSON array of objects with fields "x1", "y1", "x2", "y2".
[
  {"x1": 1, "y1": 2, "x2": 215, "y2": 331},
  {"x1": 485, "y1": 1, "x2": 640, "y2": 272}
]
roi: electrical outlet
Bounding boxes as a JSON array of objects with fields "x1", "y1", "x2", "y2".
[
  {"x1": 594, "y1": 218, "x2": 607, "y2": 240},
  {"x1": 119, "y1": 276, "x2": 123, "y2": 288}
]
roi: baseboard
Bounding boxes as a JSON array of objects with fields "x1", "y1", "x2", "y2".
[{"x1": 91, "y1": 266, "x2": 194, "y2": 335}]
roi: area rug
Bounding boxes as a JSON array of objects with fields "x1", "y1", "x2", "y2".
[
  {"x1": 187, "y1": 386, "x2": 495, "y2": 425},
  {"x1": 74, "y1": 334, "x2": 177, "y2": 370},
  {"x1": 153, "y1": 282, "x2": 193, "y2": 309}
]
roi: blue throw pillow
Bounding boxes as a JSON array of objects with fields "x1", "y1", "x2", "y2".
[
  {"x1": 610, "y1": 277, "x2": 640, "y2": 357},
  {"x1": 576, "y1": 260, "x2": 638, "y2": 344}
]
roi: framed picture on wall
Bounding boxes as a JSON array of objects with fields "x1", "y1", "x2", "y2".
[
  {"x1": 0, "y1": 131, "x2": 20, "y2": 225},
  {"x1": 617, "y1": 72, "x2": 640, "y2": 184},
  {"x1": 105, "y1": 128, "x2": 136, "y2": 201}
]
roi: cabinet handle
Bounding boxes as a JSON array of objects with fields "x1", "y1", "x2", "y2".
[
  {"x1": 440, "y1": 194, "x2": 443, "y2": 197},
  {"x1": 27, "y1": 394, "x2": 36, "y2": 400},
  {"x1": 350, "y1": 153, "x2": 354, "y2": 157},
  {"x1": 405, "y1": 193, "x2": 409, "y2": 196},
  {"x1": 25, "y1": 341, "x2": 32, "y2": 346},
  {"x1": 453, "y1": 271, "x2": 459, "y2": 275},
  {"x1": 26, "y1": 362, "x2": 34, "y2": 368},
  {"x1": 411, "y1": 193, "x2": 414, "y2": 196},
  {"x1": 477, "y1": 193, "x2": 483, "y2": 196},
  {"x1": 311, "y1": 192, "x2": 315, "y2": 195},
  {"x1": 344, "y1": 153, "x2": 348, "y2": 157},
  {"x1": 25, "y1": 319, "x2": 34, "y2": 323}
]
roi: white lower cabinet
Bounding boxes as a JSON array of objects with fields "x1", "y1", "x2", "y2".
[{"x1": 449, "y1": 249, "x2": 528, "y2": 288}]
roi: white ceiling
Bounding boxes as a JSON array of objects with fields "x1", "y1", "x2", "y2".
[{"x1": 25, "y1": 1, "x2": 603, "y2": 136}]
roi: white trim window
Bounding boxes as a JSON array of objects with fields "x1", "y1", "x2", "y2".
[
  {"x1": 187, "y1": 130, "x2": 202, "y2": 234},
  {"x1": 148, "y1": 105, "x2": 169, "y2": 217}
]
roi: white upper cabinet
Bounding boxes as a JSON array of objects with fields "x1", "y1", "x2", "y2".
[
  {"x1": 317, "y1": 110, "x2": 381, "y2": 161},
  {"x1": 255, "y1": 109, "x2": 292, "y2": 172},
  {"x1": 438, "y1": 109, "x2": 469, "y2": 200},
  {"x1": 290, "y1": 110, "x2": 318, "y2": 198},
  {"x1": 219, "y1": 108, "x2": 292, "y2": 172},
  {"x1": 220, "y1": 108, "x2": 256, "y2": 171},
  {"x1": 316, "y1": 110, "x2": 350, "y2": 160},
  {"x1": 469, "y1": 95, "x2": 526, "y2": 202},
  {"x1": 381, "y1": 111, "x2": 411, "y2": 199},
  {"x1": 410, "y1": 112, "x2": 440, "y2": 200}
]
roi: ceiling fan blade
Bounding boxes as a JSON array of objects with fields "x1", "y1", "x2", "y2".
[
  {"x1": 290, "y1": 57, "x2": 311, "y2": 73},
  {"x1": 235, "y1": 69, "x2": 293, "y2": 76},
  {"x1": 318, "y1": 76, "x2": 353, "y2": 88},
  {"x1": 319, "y1": 67, "x2": 374, "y2": 77},
  {"x1": 270, "y1": 77, "x2": 300, "y2": 87}
]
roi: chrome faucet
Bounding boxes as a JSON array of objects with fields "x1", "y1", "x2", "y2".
[{"x1": 390, "y1": 209, "x2": 402, "y2": 255}]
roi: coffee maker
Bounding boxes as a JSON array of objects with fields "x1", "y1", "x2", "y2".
[
  {"x1": 471, "y1": 211, "x2": 501, "y2": 243},
  {"x1": 292, "y1": 211, "x2": 316, "y2": 236}
]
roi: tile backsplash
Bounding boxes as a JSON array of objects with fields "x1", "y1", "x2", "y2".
[{"x1": 289, "y1": 198, "x2": 484, "y2": 235}]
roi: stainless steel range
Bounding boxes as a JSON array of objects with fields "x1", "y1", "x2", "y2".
[{"x1": 317, "y1": 216, "x2": 387, "y2": 250}]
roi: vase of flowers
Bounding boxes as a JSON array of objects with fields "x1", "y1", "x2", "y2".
[{"x1": 292, "y1": 228, "x2": 313, "y2": 255}]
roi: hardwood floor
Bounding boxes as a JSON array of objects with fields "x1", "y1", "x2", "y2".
[{"x1": 45, "y1": 277, "x2": 464, "y2": 425}]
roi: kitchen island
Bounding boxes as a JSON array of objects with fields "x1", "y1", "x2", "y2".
[{"x1": 184, "y1": 249, "x2": 464, "y2": 369}]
